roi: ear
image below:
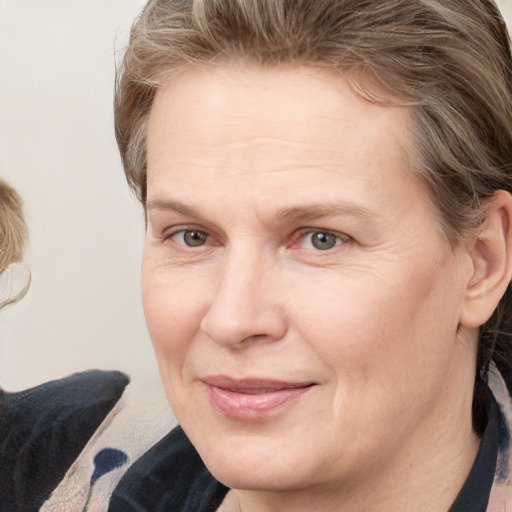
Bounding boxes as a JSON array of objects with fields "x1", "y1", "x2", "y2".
[{"x1": 460, "y1": 190, "x2": 512, "y2": 328}]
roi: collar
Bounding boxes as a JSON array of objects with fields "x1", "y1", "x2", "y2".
[{"x1": 450, "y1": 362, "x2": 512, "y2": 511}]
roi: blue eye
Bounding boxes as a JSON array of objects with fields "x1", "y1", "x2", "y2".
[
  {"x1": 302, "y1": 231, "x2": 341, "y2": 251},
  {"x1": 174, "y1": 230, "x2": 208, "y2": 247}
]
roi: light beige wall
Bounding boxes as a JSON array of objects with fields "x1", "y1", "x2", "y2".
[
  {"x1": 500, "y1": 0, "x2": 512, "y2": 20},
  {"x1": 0, "y1": 0, "x2": 160, "y2": 390},
  {"x1": 0, "y1": 0, "x2": 511, "y2": 391}
]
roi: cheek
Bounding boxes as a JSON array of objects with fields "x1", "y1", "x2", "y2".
[
  {"x1": 292, "y1": 258, "x2": 461, "y2": 392},
  {"x1": 141, "y1": 263, "x2": 207, "y2": 364},
  {"x1": 141, "y1": 264, "x2": 212, "y2": 418}
]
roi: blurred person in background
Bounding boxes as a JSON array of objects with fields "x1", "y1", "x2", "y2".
[{"x1": 0, "y1": 180, "x2": 129, "y2": 512}]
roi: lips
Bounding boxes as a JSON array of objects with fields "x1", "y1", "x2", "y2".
[{"x1": 202, "y1": 376, "x2": 315, "y2": 420}]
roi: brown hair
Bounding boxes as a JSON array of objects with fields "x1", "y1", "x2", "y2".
[{"x1": 114, "y1": 0, "x2": 512, "y2": 431}]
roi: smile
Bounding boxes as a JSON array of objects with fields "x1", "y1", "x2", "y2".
[{"x1": 202, "y1": 376, "x2": 316, "y2": 420}]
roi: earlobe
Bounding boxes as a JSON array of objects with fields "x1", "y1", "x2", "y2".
[{"x1": 460, "y1": 190, "x2": 512, "y2": 328}]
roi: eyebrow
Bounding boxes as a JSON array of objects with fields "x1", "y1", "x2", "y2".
[
  {"x1": 274, "y1": 202, "x2": 377, "y2": 223},
  {"x1": 146, "y1": 198, "x2": 379, "y2": 224},
  {"x1": 147, "y1": 198, "x2": 202, "y2": 218}
]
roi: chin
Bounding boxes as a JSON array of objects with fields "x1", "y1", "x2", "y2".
[
  {"x1": 197, "y1": 436, "x2": 315, "y2": 492},
  {"x1": 210, "y1": 462, "x2": 307, "y2": 492}
]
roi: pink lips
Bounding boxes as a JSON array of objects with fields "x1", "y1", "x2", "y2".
[{"x1": 202, "y1": 376, "x2": 315, "y2": 420}]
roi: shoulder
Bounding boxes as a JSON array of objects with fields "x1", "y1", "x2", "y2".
[
  {"x1": 108, "y1": 425, "x2": 229, "y2": 512},
  {"x1": 0, "y1": 369, "x2": 129, "y2": 512}
]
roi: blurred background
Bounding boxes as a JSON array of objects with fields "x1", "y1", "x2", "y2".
[
  {"x1": 0, "y1": 0, "x2": 158, "y2": 391},
  {"x1": 0, "y1": 0, "x2": 511, "y2": 392}
]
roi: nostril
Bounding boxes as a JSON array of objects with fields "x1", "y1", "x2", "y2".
[{"x1": 244, "y1": 333, "x2": 268, "y2": 342}]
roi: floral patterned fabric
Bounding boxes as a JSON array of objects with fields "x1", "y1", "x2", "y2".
[{"x1": 487, "y1": 362, "x2": 512, "y2": 511}]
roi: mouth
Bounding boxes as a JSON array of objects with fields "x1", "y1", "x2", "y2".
[{"x1": 202, "y1": 376, "x2": 316, "y2": 420}]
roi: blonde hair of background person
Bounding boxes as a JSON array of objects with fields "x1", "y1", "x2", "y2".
[
  {"x1": 0, "y1": 179, "x2": 29, "y2": 308},
  {"x1": 0, "y1": 180, "x2": 27, "y2": 271}
]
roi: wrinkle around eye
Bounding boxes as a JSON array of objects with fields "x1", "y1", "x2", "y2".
[
  {"x1": 148, "y1": 231, "x2": 223, "y2": 269},
  {"x1": 282, "y1": 229, "x2": 357, "y2": 269}
]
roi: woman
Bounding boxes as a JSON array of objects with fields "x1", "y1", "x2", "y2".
[{"x1": 105, "y1": 0, "x2": 512, "y2": 510}]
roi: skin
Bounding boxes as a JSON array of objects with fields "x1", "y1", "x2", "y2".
[{"x1": 142, "y1": 64, "x2": 484, "y2": 512}]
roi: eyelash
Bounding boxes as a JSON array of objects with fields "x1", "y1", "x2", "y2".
[
  {"x1": 164, "y1": 226, "x2": 349, "y2": 253},
  {"x1": 291, "y1": 229, "x2": 348, "y2": 252},
  {"x1": 164, "y1": 227, "x2": 212, "y2": 247}
]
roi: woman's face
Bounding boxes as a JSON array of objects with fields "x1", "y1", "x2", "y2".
[{"x1": 142, "y1": 64, "x2": 477, "y2": 493}]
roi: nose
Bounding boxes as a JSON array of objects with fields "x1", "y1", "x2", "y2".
[{"x1": 200, "y1": 250, "x2": 287, "y2": 348}]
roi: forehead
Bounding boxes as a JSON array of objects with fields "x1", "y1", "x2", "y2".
[
  {"x1": 146, "y1": 63, "x2": 424, "y2": 217},
  {"x1": 149, "y1": 64, "x2": 411, "y2": 152}
]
